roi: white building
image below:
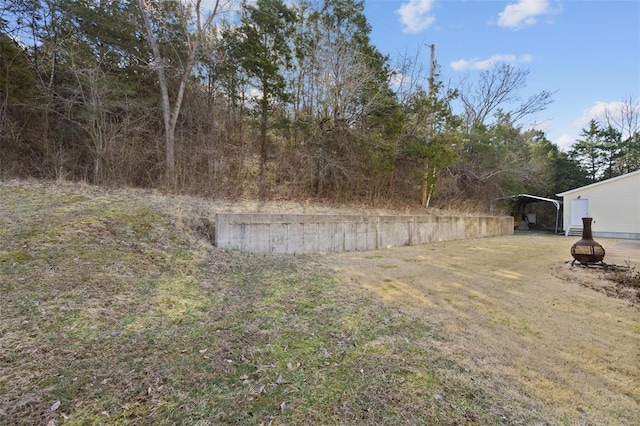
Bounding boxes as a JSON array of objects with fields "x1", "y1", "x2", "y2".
[{"x1": 557, "y1": 169, "x2": 640, "y2": 239}]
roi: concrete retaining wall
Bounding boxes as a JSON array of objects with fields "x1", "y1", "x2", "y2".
[{"x1": 215, "y1": 213, "x2": 514, "y2": 254}]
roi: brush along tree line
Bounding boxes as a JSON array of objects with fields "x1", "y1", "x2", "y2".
[{"x1": 1, "y1": 0, "x2": 639, "y2": 207}]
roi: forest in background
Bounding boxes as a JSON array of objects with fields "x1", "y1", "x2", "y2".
[{"x1": 1, "y1": 0, "x2": 639, "y2": 210}]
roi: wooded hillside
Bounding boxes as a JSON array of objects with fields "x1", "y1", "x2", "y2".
[{"x1": 2, "y1": 0, "x2": 638, "y2": 208}]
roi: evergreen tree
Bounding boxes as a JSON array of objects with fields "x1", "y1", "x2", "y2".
[
  {"x1": 598, "y1": 125, "x2": 622, "y2": 179},
  {"x1": 291, "y1": 0, "x2": 402, "y2": 198},
  {"x1": 526, "y1": 131, "x2": 587, "y2": 196},
  {"x1": 53, "y1": 0, "x2": 155, "y2": 183},
  {"x1": 236, "y1": 0, "x2": 296, "y2": 199},
  {"x1": 0, "y1": 34, "x2": 37, "y2": 104},
  {"x1": 570, "y1": 120, "x2": 606, "y2": 182},
  {"x1": 618, "y1": 132, "x2": 640, "y2": 174},
  {"x1": 400, "y1": 81, "x2": 463, "y2": 207}
]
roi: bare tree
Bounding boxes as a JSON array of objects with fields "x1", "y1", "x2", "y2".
[
  {"x1": 603, "y1": 94, "x2": 640, "y2": 140},
  {"x1": 137, "y1": 0, "x2": 222, "y2": 189},
  {"x1": 601, "y1": 95, "x2": 640, "y2": 174},
  {"x1": 392, "y1": 46, "x2": 431, "y2": 108},
  {"x1": 288, "y1": 0, "x2": 399, "y2": 198},
  {"x1": 458, "y1": 63, "x2": 554, "y2": 128}
]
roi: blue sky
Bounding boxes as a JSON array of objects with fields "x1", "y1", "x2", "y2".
[{"x1": 363, "y1": 0, "x2": 640, "y2": 150}]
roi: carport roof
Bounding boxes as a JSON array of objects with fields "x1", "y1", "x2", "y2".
[
  {"x1": 491, "y1": 194, "x2": 562, "y2": 234},
  {"x1": 492, "y1": 194, "x2": 561, "y2": 209}
]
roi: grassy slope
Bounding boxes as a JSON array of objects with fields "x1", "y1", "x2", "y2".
[{"x1": 1, "y1": 181, "x2": 536, "y2": 425}]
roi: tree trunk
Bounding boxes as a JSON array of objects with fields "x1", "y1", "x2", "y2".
[
  {"x1": 138, "y1": 0, "x2": 175, "y2": 189},
  {"x1": 421, "y1": 159, "x2": 429, "y2": 207},
  {"x1": 137, "y1": 0, "x2": 220, "y2": 191},
  {"x1": 259, "y1": 90, "x2": 268, "y2": 200}
]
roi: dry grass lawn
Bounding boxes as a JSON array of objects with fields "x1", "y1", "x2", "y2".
[
  {"x1": 325, "y1": 234, "x2": 640, "y2": 425},
  {"x1": 1, "y1": 180, "x2": 638, "y2": 425}
]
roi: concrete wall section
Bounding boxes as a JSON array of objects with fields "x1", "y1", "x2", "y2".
[{"x1": 215, "y1": 213, "x2": 514, "y2": 254}]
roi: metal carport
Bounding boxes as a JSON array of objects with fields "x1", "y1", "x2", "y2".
[{"x1": 491, "y1": 194, "x2": 562, "y2": 234}]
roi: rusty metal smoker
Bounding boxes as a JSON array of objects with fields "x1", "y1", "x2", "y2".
[{"x1": 571, "y1": 217, "x2": 605, "y2": 265}]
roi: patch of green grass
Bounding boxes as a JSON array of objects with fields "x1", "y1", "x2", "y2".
[
  {"x1": 377, "y1": 264, "x2": 398, "y2": 269},
  {"x1": 1, "y1": 181, "x2": 513, "y2": 425}
]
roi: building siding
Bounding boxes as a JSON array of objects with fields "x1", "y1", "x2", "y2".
[{"x1": 558, "y1": 170, "x2": 640, "y2": 239}]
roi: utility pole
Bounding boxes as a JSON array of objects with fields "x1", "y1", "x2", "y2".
[{"x1": 421, "y1": 44, "x2": 436, "y2": 208}]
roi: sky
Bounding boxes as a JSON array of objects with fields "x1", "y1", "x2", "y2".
[{"x1": 362, "y1": 0, "x2": 640, "y2": 150}]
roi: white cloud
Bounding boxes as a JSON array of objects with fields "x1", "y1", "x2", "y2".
[
  {"x1": 573, "y1": 100, "x2": 635, "y2": 134},
  {"x1": 573, "y1": 101, "x2": 607, "y2": 129},
  {"x1": 450, "y1": 58, "x2": 471, "y2": 71},
  {"x1": 555, "y1": 100, "x2": 634, "y2": 150},
  {"x1": 396, "y1": 0, "x2": 436, "y2": 34},
  {"x1": 555, "y1": 134, "x2": 575, "y2": 151},
  {"x1": 450, "y1": 54, "x2": 533, "y2": 71},
  {"x1": 497, "y1": 0, "x2": 558, "y2": 30},
  {"x1": 389, "y1": 70, "x2": 408, "y2": 90},
  {"x1": 528, "y1": 120, "x2": 551, "y2": 133},
  {"x1": 519, "y1": 53, "x2": 534, "y2": 62}
]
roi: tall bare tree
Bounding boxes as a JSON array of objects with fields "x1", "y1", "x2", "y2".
[
  {"x1": 458, "y1": 63, "x2": 553, "y2": 129},
  {"x1": 599, "y1": 96, "x2": 640, "y2": 175},
  {"x1": 137, "y1": 0, "x2": 222, "y2": 188},
  {"x1": 603, "y1": 95, "x2": 639, "y2": 141}
]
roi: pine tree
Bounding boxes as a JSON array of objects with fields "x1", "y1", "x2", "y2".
[{"x1": 236, "y1": 0, "x2": 296, "y2": 199}]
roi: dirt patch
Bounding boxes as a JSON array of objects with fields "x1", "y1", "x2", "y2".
[
  {"x1": 324, "y1": 234, "x2": 640, "y2": 425},
  {"x1": 553, "y1": 262, "x2": 640, "y2": 305}
]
